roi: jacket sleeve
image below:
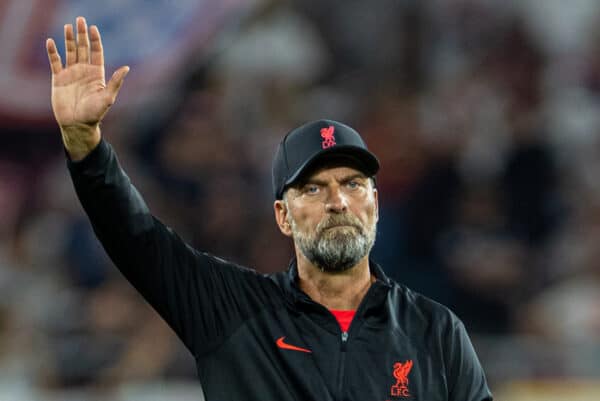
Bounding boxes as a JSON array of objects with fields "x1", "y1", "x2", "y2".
[
  {"x1": 67, "y1": 139, "x2": 274, "y2": 356},
  {"x1": 446, "y1": 319, "x2": 493, "y2": 401}
]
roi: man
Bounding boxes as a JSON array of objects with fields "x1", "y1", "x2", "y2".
[{"x1": 46, "y1": 17, "x2": 493, "y2": 401}]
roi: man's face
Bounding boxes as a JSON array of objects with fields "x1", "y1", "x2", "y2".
[{"x1": 276, "y1": 165, "x2": 378, "y2": 272}]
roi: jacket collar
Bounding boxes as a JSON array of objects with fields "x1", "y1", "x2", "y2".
[{"x1": 281, "y1": 257, "x2": 393, "y2": 308}]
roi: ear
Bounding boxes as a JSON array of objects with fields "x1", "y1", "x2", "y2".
[
  {"x1": 372, "y1": 187, "x2": 379, "y2": 223},
  {"x1": 274, "y1": 199, "x2": 293, "y2": 237}
]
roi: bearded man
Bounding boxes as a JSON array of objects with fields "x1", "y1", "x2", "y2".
[{"x1": 46, "y1": 16, "x2": 493, "y2": 401}]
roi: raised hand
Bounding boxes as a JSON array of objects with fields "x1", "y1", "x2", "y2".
[{"x1": 46, "y1": 16, "x2": 129, "y2": 160}]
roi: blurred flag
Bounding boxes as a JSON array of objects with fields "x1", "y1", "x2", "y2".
[{"x1": 0, "y1": 0, "x2": 257, "y2": 125}]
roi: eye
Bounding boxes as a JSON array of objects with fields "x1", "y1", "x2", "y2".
[
  {"x1": 304, "y1": 184, "x2": 320, "y2": 194},
  {"x1": 346, "y1": 180, "x2": 360, "y2": 189}
]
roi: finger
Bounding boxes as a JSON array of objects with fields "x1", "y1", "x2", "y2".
[
  {"x1": 64, "y1": 24, "x2": 76, "y2": 66},
  {"x1": 89, "y1": 25, "x2": 104, "y2": 66},
  {"x1": 46, "y1": 38, "x2": 63, "y2": 74},
  {"x1": 106, "y1": 66, "x2": 130, "y2": 105},
  {"x1": 76, "y1": 16, "x2": 90, "y2": 63}
]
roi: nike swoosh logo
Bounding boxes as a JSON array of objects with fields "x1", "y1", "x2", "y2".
[{"x1": 276, "y1": 336, "x2": 312, "y2": 353}]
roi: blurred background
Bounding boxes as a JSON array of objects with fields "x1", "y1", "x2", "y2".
[{"x1": 1, "y1": 0, "x2": 600, "y2": 399}]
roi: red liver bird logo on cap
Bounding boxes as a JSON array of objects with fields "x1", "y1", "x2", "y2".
[
  {"x1": 390, "y1": 360, "x2": 413, "y2": 397},
  {"x1": 320, "y1": 125, "x2": 336, "y2": 149}
]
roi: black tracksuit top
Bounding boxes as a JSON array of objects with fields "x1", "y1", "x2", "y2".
[{"x1": 67, "y1": 139, "x2": 493, "y2": 401}]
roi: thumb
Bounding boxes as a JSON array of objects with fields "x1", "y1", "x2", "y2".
[{"x1": 106, "y1": 66, "x2": 130, "y2": 105}]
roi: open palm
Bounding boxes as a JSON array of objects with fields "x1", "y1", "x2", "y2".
[{"x1": 47, "y1": 17, "x2": 129, "y2": 130}]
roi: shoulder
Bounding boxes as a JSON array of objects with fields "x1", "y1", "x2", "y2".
[{"x1": 387, "y1": 281, "x2": 462, "y2": 336}]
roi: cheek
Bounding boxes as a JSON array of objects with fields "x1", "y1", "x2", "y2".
[
  {"x1": 290, "y1": 206, "x2": 322, "y2": 228},
  {"x1": 359, "y1": 200, "x2": 378, "y2": 224},
  {"x1": 366, "y1": 208, "x2": 377, "y2": 224}
]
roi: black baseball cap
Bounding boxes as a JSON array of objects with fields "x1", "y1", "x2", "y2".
[{"x1": 272, "y1": 119, "x2": 380, "y2": 199}]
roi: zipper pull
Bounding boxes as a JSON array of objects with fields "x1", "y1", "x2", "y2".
[{"x1": 340, "y1": 331, "x2": 348, "y2": 352}]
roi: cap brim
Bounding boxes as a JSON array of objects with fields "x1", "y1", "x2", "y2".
[{"x1": 283, "y1": 146, "x2": 380, "y2": 191}]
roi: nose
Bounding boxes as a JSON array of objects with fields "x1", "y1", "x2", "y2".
[{"x1": 325, "y1": 185, "x2": 348, "y2": 213}]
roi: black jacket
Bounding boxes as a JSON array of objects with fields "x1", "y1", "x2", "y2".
[{"x1": 67, "y1": 139, "x2": 493, "y2": 401}]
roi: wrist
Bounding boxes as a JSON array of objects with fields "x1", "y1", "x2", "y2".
[{"x1": 61, "y1": 124, "x2": 102, "y2": 161}]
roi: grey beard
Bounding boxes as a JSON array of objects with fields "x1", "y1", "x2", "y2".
[{"x1": 289, "y1": 213, "x2": 376, "y2": 273}]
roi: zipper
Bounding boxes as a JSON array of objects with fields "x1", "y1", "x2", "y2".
[
  {"x1": 337, "y1": 331, "x2": 348, "y2": 400},
  {"x1": 334, "y1": 281, "x2": 383, "y2": 400}
]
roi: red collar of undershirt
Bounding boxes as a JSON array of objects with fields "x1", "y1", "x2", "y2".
[{"x1": 329, "y1": 309, "x2": 356, "y2": 332}]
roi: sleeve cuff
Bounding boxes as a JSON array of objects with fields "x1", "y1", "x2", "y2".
[{"x1": 66, "y1": 139, "x2": 112, "y2": 176}]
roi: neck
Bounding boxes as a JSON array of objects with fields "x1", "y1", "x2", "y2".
[{"x1": 295, "y1": 252, "x2": 374, "y2": 310}]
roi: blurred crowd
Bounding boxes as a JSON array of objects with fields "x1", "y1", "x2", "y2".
[{"x1": 2, "y1": 0, "x2": 600, "y2": 399}]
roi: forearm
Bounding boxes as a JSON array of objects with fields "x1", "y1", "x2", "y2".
[{"x1": 68, "y1": 138, "x2": 154, "y2": 240}]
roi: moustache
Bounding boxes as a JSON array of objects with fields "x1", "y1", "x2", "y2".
[{"x1": 316, "y1": 214, "x2": 363, "y2": 234}]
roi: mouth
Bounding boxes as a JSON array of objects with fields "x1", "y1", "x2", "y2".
[{"x1": 323, "y1": 224, "x2": 359, "y2": 231}]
